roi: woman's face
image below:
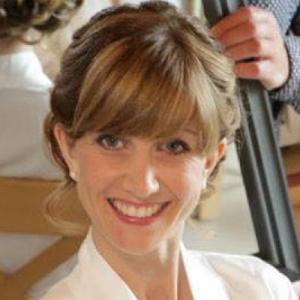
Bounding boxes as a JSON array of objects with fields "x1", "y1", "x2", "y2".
[{"x1": 56, "y1": 124, "x2": 224, "y2": 255}]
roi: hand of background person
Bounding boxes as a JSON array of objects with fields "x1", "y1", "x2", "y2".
[{"x1": 211, "y1": 6, "x2": 289, "y2": 91}]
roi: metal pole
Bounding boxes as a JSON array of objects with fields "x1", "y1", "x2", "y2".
[{"x1": 202, "y1": 0, "x2": 300, "y2": 279}]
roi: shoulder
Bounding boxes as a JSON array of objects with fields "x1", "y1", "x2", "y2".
[
  {"x1": 37, "y1": 254, "x2": 83, "y2": 300},
  {"x1": 187, "y1": 249, "x2": 297, "y2": 299},
  {"x1": 38, "y1": 278, "x2": 75, "y2": 300},
  {"x1": 191, "y1": 249, "x2": 272, "y2": 272},
  {"x1": 187, "y1": 249, "x2": 275, "y2": 279},
  {"x1": 0, "y1": 52, "x2": 52, "y2": 92}
]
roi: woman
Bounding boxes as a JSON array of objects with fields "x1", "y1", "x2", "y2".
[
  {"x1": 41, "y1": 1, "x2": 297, "y2": 299},
  {"x1": 0, "y1": 0, "x2": 82, "y2": 179}
]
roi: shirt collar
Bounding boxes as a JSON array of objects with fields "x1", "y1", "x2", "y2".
[
  {"x1": 75, "y1": 230, "x2": 229, "y2": 300},
  {"x1": 181, "y1": 244, "x2": 230, "y2": 300},
  {"x1": 75, "y1": 229, "x2": 138, "y2": 300}
]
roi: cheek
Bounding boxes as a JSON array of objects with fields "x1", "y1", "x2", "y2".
[
  {"x1": 75, "y1": 153, "x2": 114, "y2": 211},
  {"x1": 77, "y1": 155, "x2": 102, "y2": 191},
  {"x1": 75, "y1": 155, "x2": 101, "y2": 217},
  {"x1": 185, "y1": 159, "x2": 205, "y2": 198},
  {"x1": 76, "y1": 152, "x2": 116, "y2": 188},
  {"x1": 75, "y1": 151, "x2": 128, "y2": 211},
  {"x1": 170, "y1": 158, "x2": 205, "y2": 210}
]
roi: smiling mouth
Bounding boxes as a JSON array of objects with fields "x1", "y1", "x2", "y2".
[{"x1": 107, "y1": 198, "x2": 169, "y2": 219}]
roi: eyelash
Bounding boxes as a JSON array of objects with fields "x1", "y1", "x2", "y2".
[
  {"x1": 96, "y1": 133, "x2": 125, "y2": 150},
  {"x1": 160, "y1": 139, "x2": 191, "y2": 155},
  {"x1": 95, "y1": 134, "x2": 191, "y2": 155}
]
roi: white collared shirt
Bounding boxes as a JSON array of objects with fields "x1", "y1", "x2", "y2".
[
  {"x1": 40, "y1": 230, "x2": 297, "y2": 300},
  {"x1": 0, "y1": 51, "x2": 62, "y2": 179}
]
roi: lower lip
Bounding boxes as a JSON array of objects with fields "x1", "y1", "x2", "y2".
[{"x1": 108, "y1": 200, "x2": 169, "y2": 226}]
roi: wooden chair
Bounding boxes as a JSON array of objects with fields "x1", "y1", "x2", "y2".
[{"x1": 0, "y1": 177, "x2": 85, "y2": 300}]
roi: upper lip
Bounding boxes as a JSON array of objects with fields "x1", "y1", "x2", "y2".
[{"x1": 108, "y1": 197, "x2": 169, "y2": 208}]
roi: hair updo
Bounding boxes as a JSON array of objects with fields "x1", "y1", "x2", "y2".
[{"x1": 0, "y1": 0, "x2": 83, "y2": 40}]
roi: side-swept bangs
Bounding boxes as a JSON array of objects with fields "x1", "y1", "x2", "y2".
[
  {"x1": 74, "y1": 38, "x2": 196, "y2": 137},
  {"x1": 71, "y1": 20, "x2": 233, "y2": 155}
]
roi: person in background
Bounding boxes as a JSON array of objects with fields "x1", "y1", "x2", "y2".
[
  {"x1": 0, "y1": 0, "x2": 83, "y2": 179},
  {"x1": 35, "y1": 0, "x2": 112, "y2": 81},
  {"x1": 211, "y1": 1, "x2": 300, "y2": 138},
  {"x1": 39, "y1": 1, "x2": 296, "y2": 299},
  {"x1": 212, "y1": 3, "x2": 300, "y2": 296}
]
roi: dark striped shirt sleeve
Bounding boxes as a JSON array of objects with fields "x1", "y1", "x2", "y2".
[{"x1": 243, "y1": 0, "x2": 300, "y2": 112}]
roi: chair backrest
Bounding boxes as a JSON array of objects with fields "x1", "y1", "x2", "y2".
[{"x1": 0, "y1": 177, "x2": 84, "y2": 300}]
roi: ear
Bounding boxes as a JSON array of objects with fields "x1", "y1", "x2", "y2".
[
  {"x1": 205, "y1": 138, "x2": 227, "y2": 175},
  {"x1": 54, "y1": 124, "x2": 78, "y2": 179}
]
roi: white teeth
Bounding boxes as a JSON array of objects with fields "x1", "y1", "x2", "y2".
[
  {"x1": 109, "y1": 198, "x2": 164, "y2": 218},
  {"x1": 138, "y1": 207, "x2": 146, "y2": 217},
  {"x1": 146, "y1": 207, "x2": 152, "y2": 217},
  {"x1": 128, "y1": 206, "x2": 136, "y2": 216}
]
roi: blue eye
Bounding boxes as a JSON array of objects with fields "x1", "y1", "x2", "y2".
[
  {"x1": 162, "y1": 139, "x2": 191, "y2": 155},
  {"x1": 96, "y1": 133, "x2": 124, "y2": 150}
]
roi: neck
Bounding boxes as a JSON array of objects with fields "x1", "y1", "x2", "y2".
[
  {"x1": 0, "y1": 38, "x2": 33, "y2": 55},
  {"x1": 130, "y1": 241, "x2": 181, "y2": 300},
  {"x1": 92, "y1": 224, "x2": 188, "y2": 300}
]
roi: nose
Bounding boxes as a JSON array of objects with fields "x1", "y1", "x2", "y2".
[{"x1": 122, "y1": 153, "x2": 160, "y2": 199}]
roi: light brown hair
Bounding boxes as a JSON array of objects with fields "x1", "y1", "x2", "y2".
[{"x1": 44, "y1": 1, "x2": 241, "y2": 234}]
